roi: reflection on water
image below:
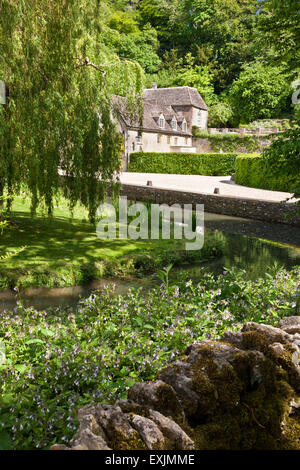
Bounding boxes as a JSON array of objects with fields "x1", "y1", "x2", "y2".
[{"x1": 0, "y1": 212, "x2": 299, "y2": 312}]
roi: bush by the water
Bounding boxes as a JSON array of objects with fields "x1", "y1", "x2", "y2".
[
  {"x1": 235, "y1": 154, "x2": 299, "y2": 192},
  {"x1": 235, "y1": 124, "x2": 300, "y2": 193},
  {"x1": 0, "y1": 266, "x2": 299, "y2": 449},
  {"x1": 129, "y1": 152, "x2": 240, "y2": 176}
]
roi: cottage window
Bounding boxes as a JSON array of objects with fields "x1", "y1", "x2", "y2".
[
  {"x1": 158, "y1": 114, "x2": 165, "y2": 129},
  {"x1": 182, "y1": 119, "x2": 187, "y2": 133},
  {"x1": 167, "y1": 136, "x2": 171, "y2": 144},
  {"x1": 174, "y1": 137, "x2": 178, "y2": 145},
  {"x1": 136, "y1": 132, "x2": 142, "y2": 143},
  {"x1": 197, "y1": 112, "x2": 202, "y2": 127},
  {"x1": 171, "y1": 116, "x2": 177, "y2": 131},
  {"x1": 157, "y1": 134, "x2": 161, "y2": 143}
]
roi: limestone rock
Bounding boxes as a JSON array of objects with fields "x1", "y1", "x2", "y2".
[
  {"x1": 129, "y1": 414, "x2": 165, "y2": 450},
  {"x1": 70, "y1": 427, "x2": 110, "y2": 450},
  {"x1": 148, "y1": 410, "x2": 194, "y2": 450},
  {"x1": 242, "y1": 322, "x2": 293, "y2": 345},
  {"x1": 277, "y1": 316, "x2": 300, "y2": 335},
  {"x1": 128, "y1": 380, "x2": 184, "y2": 422},
  {"x1": 94, "y1": 404, "x2": 145, "y2": 450}
]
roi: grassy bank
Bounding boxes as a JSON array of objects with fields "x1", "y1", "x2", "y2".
[
  {"x1": 0, "y1": 195, "x2": 223, "y2": 290},
  {"x1": 0, "y1": 265, "x2": 299, "y2": 449}
]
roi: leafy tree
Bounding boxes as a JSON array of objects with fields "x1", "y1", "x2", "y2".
[
  {"x1": 262, "y1": 122, "x2": 300, "y2": 185},
  {"x1": 172, "y1": 54, "x2": 214, "y2": 104},
  {"x1": 257, "y1": 0, "x2": 300, "y2": 70},
  {"x1": 228, "y1": 62, "x2": 291, "y2": 125},
  {"x1": 102, "y1": 17, "x2": 161, "y2": 73},
  {"x1": 0, "y1": 0, "x2": 143, "y2": 221},
  {"x1": 262, "y1": 120, "x2": 300, "y2": 210},
  {"x1": 208, "y1": 101, "x2": 233, "y2": 127}
]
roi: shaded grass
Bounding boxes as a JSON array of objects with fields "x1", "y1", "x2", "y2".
[{"x1": 0, "y1": 195, "x2": 223, "y2": 289}]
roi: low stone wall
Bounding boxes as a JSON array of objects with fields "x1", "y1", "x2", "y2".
[
  {"x1": 192, "y1": 136, "x2": 271, "y2": 154},
  {"x1": 52, "y1": 316, "x2": 300, "y2": 450},
  {"x1": 208, "y1": 127, "x2": 281, "y2": 135},
  {"x1": 118, "y1": 184, "x2": 300, "y2": 227}
]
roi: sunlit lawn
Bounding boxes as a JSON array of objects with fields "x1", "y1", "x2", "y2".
[{"x1": 0, "y1": 194, "x2": 220, "y2": 289}]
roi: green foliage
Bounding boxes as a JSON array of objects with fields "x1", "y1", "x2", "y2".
[
  {"x1": 228, "y1": 62, "x2": 291, "y2": 125},
  {"x1": 102, "y1": 13, "x2": 161, "y2": 74},
  {"x1": 257, "y1": 0, "x2": 300, "y2": 70},
  {"x1": 174, "y1": 54, "x2": 215, "y2": 104},
  {"x1": 139, "y1": 0, "x2": 261, "y2": 93},
  {"x1": 0, "y1": 0, "x2": 144, "y2": 221},
  {"x1": 146, "y1": 52, "x2": 215, "y2": 103},
  {"x1": 235, "y1": 151, "x2": 300, "y2": 193},
  {"x1": 129, "y1": 152, "x2": 240, "y2": 175},
  {"x1": 0, "y1": 193, "x2": 222, "y2": 289},
  {"x1": 0, "y1": 266, "x2": 298, "y2": 449},
  {"x1": 208, "y1": 101, "x2": 233, "y2": 127},
  {"x1": 262, "y1": 123, "x2": 300, "y2": 180},
  {"x1": 192, "y1": 130, "x2": 270, "y2": 153}
]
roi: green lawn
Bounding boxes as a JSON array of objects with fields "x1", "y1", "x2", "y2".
[{"x1": 0, "y1": 195, "x2": 223, "y2": 289}]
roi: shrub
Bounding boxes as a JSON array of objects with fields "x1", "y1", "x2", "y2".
[
  {"x1": 235, "y1": 154, "x2": 299, "y2": 192},
  {"x1": 236, "y1": 123, "x2": 300, "y2": 192},
  {"x1": 208, "y1": 101, "x2": 233, "y2": 127},
  {"x1": 129, "y1": 152, "x2": 239, "y2": 176}
]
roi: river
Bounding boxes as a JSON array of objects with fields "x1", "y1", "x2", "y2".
[{"x1": 0, "y1": 212, "x2": 299, "y2": 312}]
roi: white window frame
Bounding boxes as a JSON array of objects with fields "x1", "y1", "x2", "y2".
[
  {"x1": 158, "y1": 113, "x2": 165, "y2": 129},
  {"x1": 197, "y1": 111, "x2": 202, "y2": 127},
  {"x1": 182, "y1": 119, "x2": 187, "y2": 133},
  {"x1": 171, "y1": 116, "x2": 177, "y2": 131}
]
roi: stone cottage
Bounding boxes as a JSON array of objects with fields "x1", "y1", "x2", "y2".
[{"x1": 114, "y1": 84, "x2": 208, "y2": 170}]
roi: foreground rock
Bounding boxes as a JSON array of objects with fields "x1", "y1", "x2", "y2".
[{"x1": 52, "y1": 316, "x2": 300, "y2": 450}]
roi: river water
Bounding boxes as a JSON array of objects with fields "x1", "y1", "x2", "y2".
[{"x1": 0, "y1": 212, "x2": 299, "y2": 313}]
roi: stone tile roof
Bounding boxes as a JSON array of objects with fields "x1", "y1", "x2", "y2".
[{"x1": 144, "y1": 86, "x2": 208, "y2": 111}]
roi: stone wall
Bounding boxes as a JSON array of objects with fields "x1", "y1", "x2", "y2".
[
  {"x1": 118, "y1": 184, "x2": 300, "y2": 227},
  {"x1": 208, "y1": 127, "x2": 282, "y2": 136},
  {"x1": 192, "y1": 136, "x2": 271, "y2": 154},
  {"x1": 51, "y1": 316, "x2": 300, "y2": 450}
]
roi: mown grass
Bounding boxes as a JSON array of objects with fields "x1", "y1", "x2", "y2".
[{"x1": 0, "y1": 195, "x2": 223, "y2": 289}]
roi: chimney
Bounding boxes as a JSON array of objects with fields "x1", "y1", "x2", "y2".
[{"x1": 152, "y1": 82, "x2": 157, "y2": 89}]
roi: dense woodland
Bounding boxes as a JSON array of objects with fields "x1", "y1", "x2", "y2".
[{"x1": 102, "y1": 0, "x2": 299, "y2": 126}]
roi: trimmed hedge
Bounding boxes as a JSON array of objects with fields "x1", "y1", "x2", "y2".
[
  {"x1": 235, "y1": 154, "x2": 299, "y2": 192},
  {"x1": 129, "y1": 152, "x2": 241, "y2": 176}
]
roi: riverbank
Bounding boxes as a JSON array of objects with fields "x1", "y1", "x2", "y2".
[
  {"x1": 0, "y1": 195, "x2": 223, "y2": 291},
  {"x1": 0, "y1": 266, "x2": 299, "y2": 449}
]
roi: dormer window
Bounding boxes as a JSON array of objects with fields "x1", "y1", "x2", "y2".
[
  {"x1": 171, "y1": 116, "x2": 177, "y2": 131},
  {"x1": 182, "y1": 119, "x2": 187, "y2": 133},
  {"x1": 158, "y1": 113, "x2": 165, "y2": 129}
]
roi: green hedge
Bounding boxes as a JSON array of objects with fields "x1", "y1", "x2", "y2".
[
  {"x1": 129, "y1": 152, "x2": 241, "y2": 176},
  {"x1": 235, "y1": 155, "x2": 299, "y2": 192}
]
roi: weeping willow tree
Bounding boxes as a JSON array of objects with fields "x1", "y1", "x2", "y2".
[{"x1": 0, "y1": 0, "x2": 144, "y2": 221}]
